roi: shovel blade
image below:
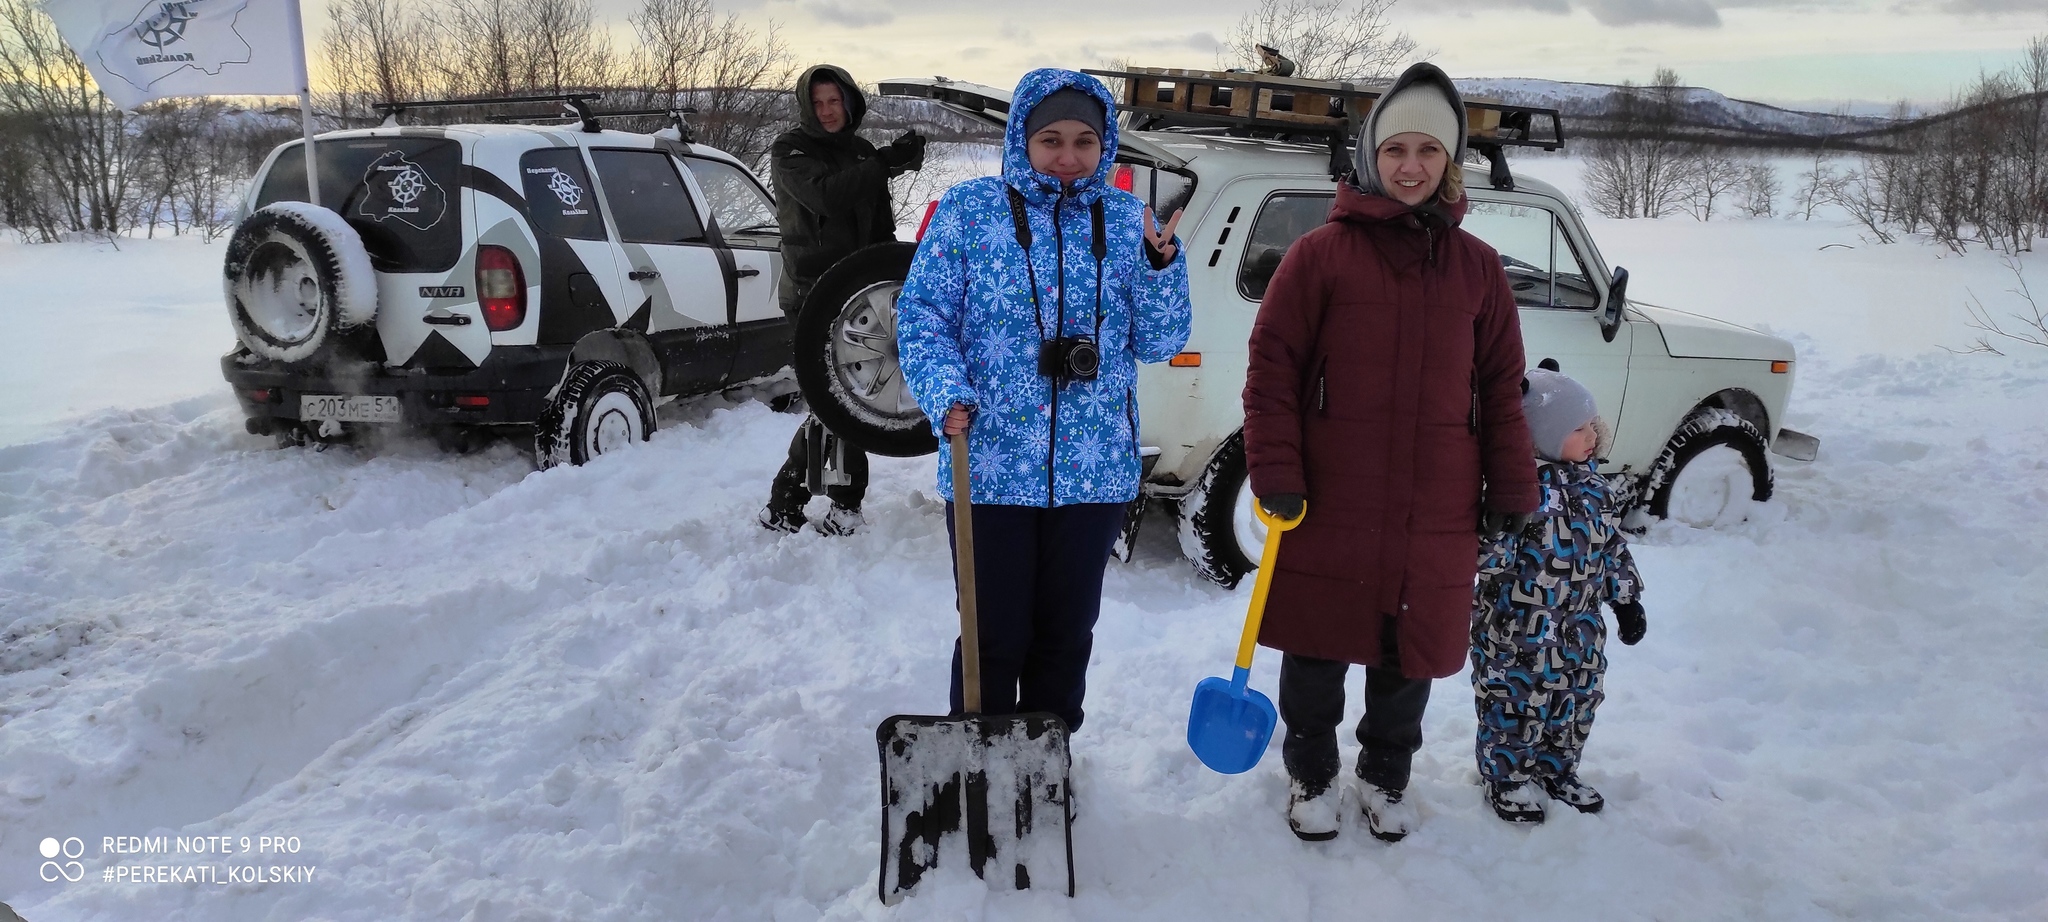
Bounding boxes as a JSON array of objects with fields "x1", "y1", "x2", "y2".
[
  {"x1": 1186, "y1": 676, "x2": 1277, "y2": 775},
  {"x1": 876, "y1": 712, "x2": 1073, "y2": 906}
]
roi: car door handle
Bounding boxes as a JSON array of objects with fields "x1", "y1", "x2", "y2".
[
  {"x1": 732, "y1": 267, "x2": 760, "y2": 279},
  {"x1": 422, "y1": 310, "x2": 471, "y2": 326},
  {"x1": 629, "y1": 268, "x2": 660, "y2": 281}
]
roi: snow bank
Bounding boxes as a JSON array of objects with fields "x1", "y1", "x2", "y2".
[{"x1": 3, "y1": 191, "x2": 2046, "y2": 921}]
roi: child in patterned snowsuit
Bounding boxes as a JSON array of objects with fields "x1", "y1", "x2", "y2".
[{"x1": 1470, "y1": 369, "x2": 1647, "y2": 823}]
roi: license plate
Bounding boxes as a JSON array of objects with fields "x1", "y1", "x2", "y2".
[{"x1": 300, "y1": 394, "x2": 402, "y2": 424}]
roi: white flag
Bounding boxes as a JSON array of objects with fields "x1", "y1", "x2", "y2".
[{"x1": 42, "y1": 0, "x2": 303, "y2": 110}]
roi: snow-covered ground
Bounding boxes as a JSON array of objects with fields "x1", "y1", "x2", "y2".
[{"x1": 4, "y1": 163, "x2": 2047, "y2": 921}]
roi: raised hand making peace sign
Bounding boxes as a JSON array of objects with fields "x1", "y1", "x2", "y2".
[{"x1": 1143, "y1": 206, "x2": 1185, "y2": 268}]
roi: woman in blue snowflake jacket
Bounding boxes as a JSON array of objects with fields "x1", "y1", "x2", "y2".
[{"x1": 896, "y1": 68, "x2": 1193, "y2": 734}]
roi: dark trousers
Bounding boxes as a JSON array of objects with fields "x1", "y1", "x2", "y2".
[
  {"x1": 768, "y1": 414, "x2": 868, "y2": 513},
  {"x1": 1278, "y1": 617, "x2": 1433, "y2": 792},
  {"x1": 945, "y1": 501, "x2": 1126, "y2": 735}
]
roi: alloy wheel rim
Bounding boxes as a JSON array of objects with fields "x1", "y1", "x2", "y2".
[{"x1": 830, "y1": 281, "x2": 922, "y2": 423}]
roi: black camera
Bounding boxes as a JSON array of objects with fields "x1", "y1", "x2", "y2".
[{"x1": 1038, "y1": 336, "x2": 1101, "y2": 384}]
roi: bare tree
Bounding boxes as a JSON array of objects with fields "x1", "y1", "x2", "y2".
[
  {"x1": 1221, "y1": 0, "x2": 1416, "y2": 81},
  {"x1": 1581, "y1": 70, "x2": 1690, "y2": 219},
  {"x1": 1679, "y1": 150, "x2": 1745, "y2": 221},
  {"x1": 519, "y1": 0, "x2": 616, "y2": 94},
  {"x1": 322, "y1": 0, "x2": 436, "y2": 121},
  {"x1": 1953, "y1": 255, "x2": 2048, "y2": 354},
  {"x1": 0, "y1": 0, "x2": 141, "y2": 240},
  {"x1": 1793, "y1": 150, "x2": 1840, "y2": 220},
  {"x1": 630, "y1": 0, "x2": 715, "y2": 103},
  {"x1": 1831, "y1": 160, "x2": 1898, "y2": 244},
  {"x1": 618, "y1": 0, "x2": 795, "y2": 169},
  {"x1": 1740, "y1": 162, "x2": 1780, "y2": 217}
]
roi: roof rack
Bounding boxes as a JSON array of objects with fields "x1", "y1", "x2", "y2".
[
  {"x1": 373, "y1": 94, "x2": 605, "y2": 132},
  {"x1": 482, "y1": 105, "x2": 701, "y2": 142},
  {"x1": 1081, "y1": 67, "x2": 1566, "y2": 190}
]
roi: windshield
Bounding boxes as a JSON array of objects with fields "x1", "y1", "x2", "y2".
[{"x1": 1463, "y1": 200, "x2": 1600, "y2": 309}]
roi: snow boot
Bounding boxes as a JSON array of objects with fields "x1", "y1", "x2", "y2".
[
  {"x1": 1487, "y1": 781, "x2": 1547, "y2": 824},
  {"x1": 757, "y1": 504, "x2": 804, "y2": 534},
  {"x1": 1541, "y1": 773, "x2": 1604, "y2": 814},
  {"x1": 817, "y1": 503, "x2": 865, "y2": 536},
  {"x1": 1286, "y1": 777, "x2": 1341, "y2": 841},
  {"x1": 1359, "y1": 783, "x2": 1417, "y2": 842}
]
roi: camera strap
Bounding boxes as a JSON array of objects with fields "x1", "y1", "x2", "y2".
[
  {"x1": 1006, "y1": 186, "x2": 1108, "y2": 343},
  {"x1": 1090, "y1": 198, "x2": 1106, "y2": 342}
]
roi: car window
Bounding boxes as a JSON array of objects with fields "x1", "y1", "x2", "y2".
[
  {"x1": 256, "y1": 137, "x2": 462, "y2": 273},
  {"x1": 519, "y1": 149, "x2": 606, "y2": 241},
  {"x1": 680, "y1": 157, "x2": 776, "y2": 237},
  {"x1": 1237, "y1": 192, "x2": 1332, "y2": 302},
  {"x1": 589, "y1": 149, "x2": 706, "y2": 245},
  {"x1": 1463, "y1": 201, "x2": 1600, "y2": 309}
]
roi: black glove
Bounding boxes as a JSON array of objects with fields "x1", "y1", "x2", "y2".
[
  {"x1": 1144, "y1": 235, "x2": 1175, "y2": 270},
  {"x1": 1611, "y1": 601, "x2": 1646, "y2": 645},
  {"x1": 1257, "y1": 492, "x2": 1305, "y2": 522},
  {"x1": 882, "y1": 130, "x2": 926, "y2": 171},
  {"x1": 1480, "y1": 508, "x2": 1531, "y2": 538}
]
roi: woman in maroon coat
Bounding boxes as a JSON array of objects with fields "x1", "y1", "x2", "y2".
[{"x1": 1242, "y1": 62, "x2": 1538, "y2": 843}]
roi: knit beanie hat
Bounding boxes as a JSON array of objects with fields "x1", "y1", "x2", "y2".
[
  {"x1": 1025, "y1": 88, "x2": 1107, "y2": 139},
  {"x1": 1368, "y1": 83, "x2": 1461, "y2": 156},
  {"x1": 1522, "y1": 369, "x2": 1599, "y2": 462}
]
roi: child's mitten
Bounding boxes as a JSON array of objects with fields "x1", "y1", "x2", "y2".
[{"x1": 1611, "y1": 601, "x2": 1647, "y2": 645}]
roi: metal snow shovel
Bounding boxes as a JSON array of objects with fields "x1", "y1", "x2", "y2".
[
  {"x1": 875, "y1": 432, "x2": 1073, "y2": 905},
  {"x1": 1187, "y1": 501, "x2": 1304, "y2": 774}
]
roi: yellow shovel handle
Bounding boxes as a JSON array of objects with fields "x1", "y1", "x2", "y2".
[{"x1": 1233, "y1": 501, "x2": 1304, "y2": 671}]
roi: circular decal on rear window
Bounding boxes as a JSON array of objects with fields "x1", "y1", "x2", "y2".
[{"x1": 358, "y1": 150, "x2": 448, "y2": 231}]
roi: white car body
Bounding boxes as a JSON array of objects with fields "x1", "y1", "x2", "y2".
[{"x1": 1129, "y1": 133, "x2": 1798, "y2": 491}]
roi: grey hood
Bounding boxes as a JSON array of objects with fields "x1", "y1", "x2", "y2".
[{"x1": 1352, "y1": 62, "x2": 1466, "y2": 197}]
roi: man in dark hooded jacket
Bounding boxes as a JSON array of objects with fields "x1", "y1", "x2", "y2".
[{"x1": 759, "y1": 64, "x2": 925, "y2": 535}]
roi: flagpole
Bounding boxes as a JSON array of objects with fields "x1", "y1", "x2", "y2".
[{"x1": 284, "y1": 0, "x2": 320, "y2": 207}]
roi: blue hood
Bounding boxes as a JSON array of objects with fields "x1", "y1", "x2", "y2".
[{"x1": 1002, "y1": 68, "x2": 1120, "y2": 206}]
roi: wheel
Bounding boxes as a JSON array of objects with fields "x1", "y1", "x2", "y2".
[
  {"x1": 223, "y1": 203, "x2": 377, "y2": 364},
  {"x1": 1646, "y1": 408, "x2": 1774, "y2": 527},
  {"x1": 792, "y1": 242, "x2": 936, "y2": 458},
  {"x1": 1177, "y1": 434, "x2": 1263, "y2": 588},
  {"x1": 534, "y1": 361, "x2": 655, "y2": 469}
]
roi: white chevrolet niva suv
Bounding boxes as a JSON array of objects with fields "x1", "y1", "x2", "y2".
[{"x1": 221, "y1": 97, "x2": 786, "y2": 468}]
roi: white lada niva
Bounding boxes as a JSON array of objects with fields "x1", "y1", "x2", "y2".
[{"x1": 795, "y1": 71, "x2": 1820, "y2": 587}]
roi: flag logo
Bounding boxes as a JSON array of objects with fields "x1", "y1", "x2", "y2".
[
  {"x1": 45, "y1": 0, "x2": 303, "y2": 110},
  {"x1": 358, "y1": 150, "x2": 448, "y2": 230},
  {"x1": 133, "y1": 1, "x2": 194, "y2": 50},
  {"x1": 547, "y1": 171, "x2": 583, "y2": 207}
]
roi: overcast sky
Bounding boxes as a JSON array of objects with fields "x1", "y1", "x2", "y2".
[{"x1": 670, "y1": 0, "x2": 2048, "y2": 112}]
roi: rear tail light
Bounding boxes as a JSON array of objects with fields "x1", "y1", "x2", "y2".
[
  {"x1": 915, "y1": 200, "x2": 939, "y2": 241},
  {"x1": 454, "y1": 395, "x2": 490, "y2": 408},
  {"x1": 247, "y1": 388, "x2": 277, "y2": 403},
  {"x1": 1113, "y1": 164, "x2": 1135, "y2": 192},
  {"x1": 476, "y1": 245, "x2": 526, "y2": 332}
]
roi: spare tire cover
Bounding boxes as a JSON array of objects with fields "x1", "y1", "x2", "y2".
[{"x1": 223, "y1": 202, "x2": 377, "y2": 364}]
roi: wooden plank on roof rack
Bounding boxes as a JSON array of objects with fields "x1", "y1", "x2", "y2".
[{"x1": 1083, "y1": 66, "x2": 1565, "y2": 149}]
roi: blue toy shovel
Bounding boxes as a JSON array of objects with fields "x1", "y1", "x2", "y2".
[{"x1": 1187, "y1": 502, "x2": 1304, "y2": 774}]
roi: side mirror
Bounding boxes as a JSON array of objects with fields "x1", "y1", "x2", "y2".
[{"x1": 1600, "y1": 266, "x2": 1629, "y2": 343}]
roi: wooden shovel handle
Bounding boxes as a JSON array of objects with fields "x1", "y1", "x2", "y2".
[{"x1": 950, "y1": 432, "x2": 981, "y2": 714}]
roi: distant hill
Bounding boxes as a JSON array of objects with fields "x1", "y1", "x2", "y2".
[{"x1": 1455, "y1": 77, "x2": 1898, "y2": 144}]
